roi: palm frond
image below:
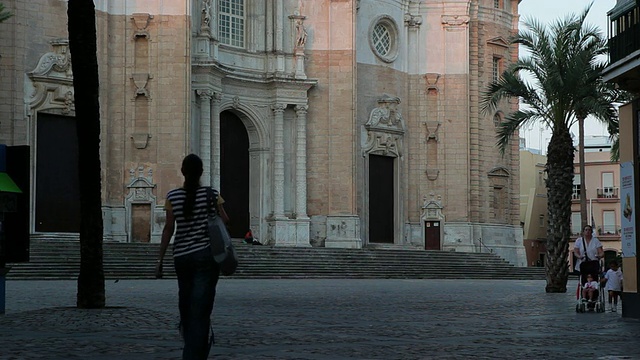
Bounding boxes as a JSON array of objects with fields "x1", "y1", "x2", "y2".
[{"x1": 0, "y1": 3, "x2": 12, "y2": 23}]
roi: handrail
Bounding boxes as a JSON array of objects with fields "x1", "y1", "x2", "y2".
[{"x1": 477, "y1": 237, "x2": 493, "y2": 253}]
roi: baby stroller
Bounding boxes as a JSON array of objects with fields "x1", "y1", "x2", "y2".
[{"x1": 575, "y1": 259, "x2": 605, "y2": 313}]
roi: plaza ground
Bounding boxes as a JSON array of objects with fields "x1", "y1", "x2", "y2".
[{"x1": 1, "y1": 279, "x2": 639, "y2": 359}]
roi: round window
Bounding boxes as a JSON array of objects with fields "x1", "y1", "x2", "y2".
[
  {"x1": 369, "y1": 17, "x2": 398, "y2": 63},
  {"x1": 373, "y1": 23, "x2": 391, "y2": 57}
]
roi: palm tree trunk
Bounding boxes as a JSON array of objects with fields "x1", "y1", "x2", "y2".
[
  {"x1": 578, "y1": 116, "x2": 588, "y2": 229},
  {"x1": 544, "y1": 126, "x2": 574, "y2": 293},
  {"x1": 68, "y1": 0, "x2": 105, "y2": 308}
]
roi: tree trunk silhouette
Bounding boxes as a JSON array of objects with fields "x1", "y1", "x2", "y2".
[
  {"x1": 68, "y1": 0, "x2": 105, "y2": 308},
  {"x1": 578, "y1": 116, "x2": 588, "y2": 230},
  {"x1": 545, "y1": 125, "x2": 574, "y2": 293}
]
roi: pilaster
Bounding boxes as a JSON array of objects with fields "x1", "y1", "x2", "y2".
[
  {"x1": 196, "y1": 89, "x2": 213, "y2": 185},
  {"x1": 294, "y1": 104, "x2": 309, "y2": 219},
  {"x1": 211, "y1": 92, "x2": 222, "y2": 189},
  {"x1": 272, "y1": 103, "x2": 286, "y2": 219}
]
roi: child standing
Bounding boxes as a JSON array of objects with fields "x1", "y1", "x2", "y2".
[{"x1": 603, "y1": 260, "x2": 623, "y2": 312}]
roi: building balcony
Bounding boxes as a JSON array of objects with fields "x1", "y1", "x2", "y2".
[
  {"x1": 609, "y1": 22, "x2": 640, "y2": 64},
  {"x1": 597, "y1": 225, "x2": 621, "y2": 236},
  {"x1": 597, "y1": 187, "x2": 619, "y2": 199},
  {"x1": 603, "y1": 1, "x2": 640, "y2": 92},
  {"x1": 572, "y1": 190, "x2": 581, "y2": 201}
]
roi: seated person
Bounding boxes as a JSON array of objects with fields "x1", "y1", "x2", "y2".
[{"x1": 582, "y1": 274, "x2": 599, "y2": 302}]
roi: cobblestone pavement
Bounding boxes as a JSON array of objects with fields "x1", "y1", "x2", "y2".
[{"x1": 1, "y1": 279, "x2": 640, "y2": 359}]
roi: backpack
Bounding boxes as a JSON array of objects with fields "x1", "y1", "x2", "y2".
[{"x1": 206, "y1": 188, "x2": 238, "y2": 276}]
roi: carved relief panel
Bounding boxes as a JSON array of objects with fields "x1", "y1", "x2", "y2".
[{"x1": 363, "y1": 95, "x2": 405, "y2": 157}]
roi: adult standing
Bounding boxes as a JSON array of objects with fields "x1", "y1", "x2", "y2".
[
  {"x1": 155, "y1": 154, "x2": 229, "y2": 359},
  {"x1": 573, "y1": 225, "x2": 604, "y2": 284}
]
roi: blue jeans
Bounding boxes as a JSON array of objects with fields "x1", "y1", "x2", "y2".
[{"x1": 174, "y1": 247, "x2": 220, "y2": 360}]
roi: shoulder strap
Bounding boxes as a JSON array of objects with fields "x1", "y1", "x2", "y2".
[
  {"x1": 582, "y1": 238, "x2": 589, "y2": 261},
  {"x1": 206, "y1": 187, "x2": 219, "y2": 216}
]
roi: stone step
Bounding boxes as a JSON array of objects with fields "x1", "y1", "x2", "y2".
[{"x1": 7, "y1": 240, "x2": 546, "y2": 280}]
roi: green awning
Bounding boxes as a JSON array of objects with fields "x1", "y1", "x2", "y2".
[
  {"x1": 608, "y1": 0, "x2": 636, "y2": 20},
  {"x1": 0, "y1": 172, "x2": 21, "y2": 193}
]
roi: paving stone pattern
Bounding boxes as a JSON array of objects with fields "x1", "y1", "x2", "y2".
[{"x1": 1, "y1": 279, "x2": 640, "y2": 359}]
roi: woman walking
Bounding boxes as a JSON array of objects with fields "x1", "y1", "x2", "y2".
[{"x1": 155, "y1": 154, "x2": 229, "y2": 359}]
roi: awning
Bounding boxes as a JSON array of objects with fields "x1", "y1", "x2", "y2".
[
  {"x1": 608, "y1": 0, "x2": 637, "y2": 20},
  {"x1": 0, "y1": 173, "x2": 21, "y2": 193}
]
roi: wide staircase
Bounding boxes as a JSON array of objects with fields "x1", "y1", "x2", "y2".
[{"x1": 6, "y1": 240, "x2": 546, "y2": 280}]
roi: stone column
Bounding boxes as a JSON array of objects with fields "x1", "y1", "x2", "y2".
[
  {"x1": 295, "y1": 104, "x2": 308, "y2": 218},
  {"x1": 196, "y1": 89, "x2": 213, "y2": 186},
  {"x1": 272, "y1": 103, "x2": 286, "y2": 218},
  {"x1": 275, "y1": 0, "x2": 285, "y2": 73},
  {"x1": 211, "y1": 92, "x2": 222, "y2": 189}
]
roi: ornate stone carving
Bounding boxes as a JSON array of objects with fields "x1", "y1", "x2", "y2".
[
  {"x1": 233, "y1": 96, "x2": 241, "y2": 109},
  {"x1": 29, "y1": 39, "x2": 72, "y2": 80},
  {"x1": 131, "y1": 133, "x2": 151, "y2": 149},
  {"x1": 196, "y1": 88, "x2": 214, "y2": 100},
  {"x1": 63, "y1": 91, "x2": 74, "y2": 114},
  {"x1": 425, "y1": 121, "x2": 441, "y2": 141},
  {"x1": 363, "y1": 95, "x2": 405, "y2": 158},
  {"x1": 421, "y1": 193, "x2": 445, "y2": 220},
  {"x1": 365, "y1": 95, "x2": 404, "y2": 130},
  {"x1": 200, "y1": 0, "x2": 213, "y2": 32},
  {"x1": 271, "y1": 103, "x2": 286, "y2": 113},
  {"x1": 426, "y1": 169, "x2": 440, "y2": 181},
  {"x1": 424, "y1": 73, "x2": 441, "y2": 91},
  {"x1": 27, "y1": 40, "x2": 76, "y2": 114},
  {"x1": 441, "y1": 15, "x2": 470, "y2": 30},
  {"x1": 294, "y1": 104, "x2": 308, "y2": 114},
  {"x1": 131, "y1": 13, "x2": 153, "y2": 39},
  {"x1": 295, "y1": 18, "x2": 308, "y2": 49},
  {"x1": 125, "y1": 166, "x2": 157, "y2": 243},
  {"x1": 131, "y1": 73, "x2": 151, "y2": 98},
  {"x1": 404, "y1": 13, "x2": 423, "y2": 28},
  {"x1": 127, "y1": 167, "x2": 156, "y2": 200}
]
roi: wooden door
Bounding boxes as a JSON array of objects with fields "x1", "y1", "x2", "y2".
[
  {"x1": 35, "y1": 113, "x2": 80, "y2": 232},
  {"x1": 424, "y1": 221, "x2": 440, "y2": 250},
  {"x1": 220, "y1": 111, "x2": 250, "y2": 238},
  {"x1": 369, "y1": 154, "x2": 394, "y2": 243}
]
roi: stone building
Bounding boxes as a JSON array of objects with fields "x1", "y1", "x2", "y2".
[{"x1": 0, "y1": 0, "x2": 525, "y2": 265}]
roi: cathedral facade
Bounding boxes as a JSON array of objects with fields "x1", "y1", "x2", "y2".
[{"x1": 0, "y1": 0, "x2": 526, "y2": 265}]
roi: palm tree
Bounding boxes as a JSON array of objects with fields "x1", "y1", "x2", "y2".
[
  {"x1": 67, "y1": 0, "x2": 105, "y2": 308},
  {"x1": 481, "y1": 7, "x2": 609, "y2": 293},
  {"x1": 574, "y1": 80, "x2": 626, "y2": 230},
  {"x1": 0, "y1": 3, "x2": 13, "y2": 22}
]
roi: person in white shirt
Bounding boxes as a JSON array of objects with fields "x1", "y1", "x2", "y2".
[
  {"x1": 573, "y1": 225, "x2": 604, "y2": 285},
  {"x1": 582, "y1": 274, "x2": 599, "y2": 302},
  {"x1": 603, "y1": 260, "x2": 624, "y2": 312}
]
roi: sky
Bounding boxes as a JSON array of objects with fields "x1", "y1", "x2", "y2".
[{"x1": 517, "y1": 0, "x2": 617, "y2": 153}]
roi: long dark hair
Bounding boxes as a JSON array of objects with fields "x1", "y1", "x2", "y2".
[{"x1": 181, "y1": 154, "x2": 203, "y2": 217}]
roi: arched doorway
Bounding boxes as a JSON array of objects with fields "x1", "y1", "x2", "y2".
[{"x1": 220, "y1": 110, "x2": 250, "y2": 238}]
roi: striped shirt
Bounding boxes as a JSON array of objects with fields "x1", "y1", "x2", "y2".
[{"x1": 165, "y1": 186, "x2": 220, "y2": 258}]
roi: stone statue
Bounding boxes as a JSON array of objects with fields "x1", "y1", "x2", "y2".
[
  {"x1": 295, "y1": 19, "x2": 308, "y2": 48},
  {"x1": 201, "y1": 0, "x2": 212, "y2": 29}
]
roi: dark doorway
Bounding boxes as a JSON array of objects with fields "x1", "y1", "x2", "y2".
[
  {"x1": 35, "y1": 113, "x2": 80, "y2": 232},
  {"x1": 424, "y1": 221, "x2": 441, "y2": 250},
  {"x1": 538, "y1": 253, "x2": 546, "y2": 268},
  {"x1": 4, "y1": 145, "x2": 30, "y2": 262},
  {"x1": 369, "y1": 154, "x2": 394, "y2": 243},
  {"x1": 220, "y1": 111, "x2": 250, "y2": 238}
]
